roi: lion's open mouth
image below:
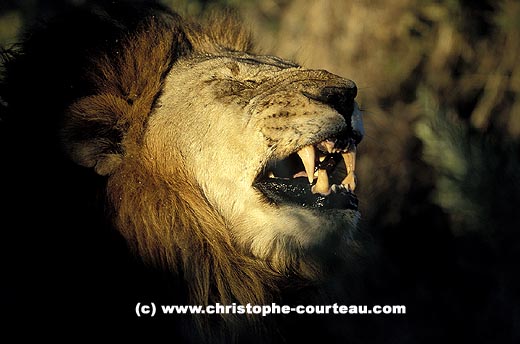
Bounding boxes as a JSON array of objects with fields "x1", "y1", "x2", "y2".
[
  {"x1": 254, "y1": 142, "x2": 358, "y2": 210},
  {"x1": 254, "y1": 104, "x2": 363, "y2": 211}
]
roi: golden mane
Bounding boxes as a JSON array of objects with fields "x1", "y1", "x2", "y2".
[{"x1": 64, "y1": 12, "x2": 283, "y2": 312}]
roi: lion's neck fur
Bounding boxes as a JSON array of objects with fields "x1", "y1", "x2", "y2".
[{"x1": 108, "y1": 155, "x2": 287, "y2": 307}]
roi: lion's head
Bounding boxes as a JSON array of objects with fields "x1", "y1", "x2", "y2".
[
  {"x1": 145, "y1": 49, "x2": 364, "y2": 259},
  {"x1": 1, "y1": 2, "x2": 364, "y2": 331},
  {"x1": 156, "y1": 51, "x2": 362, "y2": 245}
]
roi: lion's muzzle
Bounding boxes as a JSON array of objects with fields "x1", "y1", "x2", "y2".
[{"x1": 253, "y1": 78, "x2": 364, "y2": 210}]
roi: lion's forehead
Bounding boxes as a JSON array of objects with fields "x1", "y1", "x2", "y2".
[
  {"x1": 156, "y1": 52, "x2": 354, "y2": 156},
  {"x1": 170, "y1": 54, "x2": 352, "y2": 113},
  {"x1": 175, "y1": 55, "x2": 299, "y2": 85}
]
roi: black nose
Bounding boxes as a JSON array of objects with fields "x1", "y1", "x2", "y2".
[
  {"x1": 302, "y1": 83, "x2": 362, "y2": 148},
  {"x1": 302, "y1": 84, "x2": 357, "y2": 120},
  {"x1": 319, "y1": 85, "x2": 357, "y2": 115}
]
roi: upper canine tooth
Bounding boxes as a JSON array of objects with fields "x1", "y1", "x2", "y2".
[
  {"x1": 297, "y1": 145, "x2": 315, "y2": 184},
  {"x1": 341, "y1": 146, "x2": 357, "y2": 191}
]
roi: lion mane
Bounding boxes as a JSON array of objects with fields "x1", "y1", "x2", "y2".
[
  {"x1": 62, "y1": 10, "x2": 277, "y2": 308},
  {"x1": 1, "y1": 2, "x2": 364, "y2": 341}
]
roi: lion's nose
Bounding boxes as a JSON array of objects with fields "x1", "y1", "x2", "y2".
[
  {"x1": 302, "y1": 82, "x2": 357, "y2": 117},
  {"x1": 303, "y1": 81, "x2": 363, "y2": 147},
  {"x1": 318, "y1": 84, "x2": 357, "y2": 119}
]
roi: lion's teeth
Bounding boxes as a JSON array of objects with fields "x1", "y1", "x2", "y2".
[
  {"x1": 323, "y1": 139, "x2": 335, "y2": 154},
  {"x1": 316, "y1": 139, "x2": 336, "y2": 154},
  {"x1": 341, "y1": 146, "x2": 356, "y2": 191},
  {"x1": 297, "y1": 145, "x2": 315, "y2": 184},
  {"x1": 331, "y1": 184, "x2": 346, "y2": 193},
  {"x1": 312, "y1": 168, "x2": 331, "y2": 195},
  {"x1": 342, "y1": 172, "x2": 356, "y2": 191}
]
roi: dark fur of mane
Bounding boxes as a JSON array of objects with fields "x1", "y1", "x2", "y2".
[{"x1": 56, "y1": 2, "x2": 286, "y2": 311}]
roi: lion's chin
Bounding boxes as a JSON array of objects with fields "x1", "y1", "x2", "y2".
[{"x1": 247, "y1": 203, "x2": 360, "y2": 256}]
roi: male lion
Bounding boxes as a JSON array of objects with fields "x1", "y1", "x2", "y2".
[{"x1": 0, "y1": 2, "x2": 364, "y2": 341}]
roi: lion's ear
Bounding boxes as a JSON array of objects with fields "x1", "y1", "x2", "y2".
[{"x1": 62, "y1": 94, "x2": 130, "y2": 176}]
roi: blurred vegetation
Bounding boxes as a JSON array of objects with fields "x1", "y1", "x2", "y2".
[{"x1": 0, "y1": 11, "x2": 21, "y2": 46}]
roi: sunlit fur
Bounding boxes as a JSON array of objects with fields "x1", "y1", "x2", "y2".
[{"x1": 1, "y1": 4, "x2": 362, "y2": 341}]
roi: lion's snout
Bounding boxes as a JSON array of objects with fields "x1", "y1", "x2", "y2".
[{"x1": 302, "y1": 80, "x2": 363, "y2": 149}]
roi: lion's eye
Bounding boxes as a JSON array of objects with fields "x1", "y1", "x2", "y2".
[{"x1": 226, "y1": 62, "x2": 240, "y2": 75}]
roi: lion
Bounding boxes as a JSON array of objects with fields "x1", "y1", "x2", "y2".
[{"x1": 0, "y1": 2, "x2": 364, "y2": 341}]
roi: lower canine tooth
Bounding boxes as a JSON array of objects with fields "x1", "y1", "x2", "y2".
[
  {"x1": 312, "y1": 168, "x2": 331, "y2": 195},
  {"x1": 341, "y1": 147, "x2": 357, "y2": 191},
  {"x1": 342, "y1": 172, "x2": 356, "y2": 191}
]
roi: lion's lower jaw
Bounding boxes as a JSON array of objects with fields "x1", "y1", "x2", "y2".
[
  {"x1": 237, "y1": 207, "x2": 361, "y2": 279},
  {"x1": 111, "y1": 159, "x2": 360, "y2": 309}
]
